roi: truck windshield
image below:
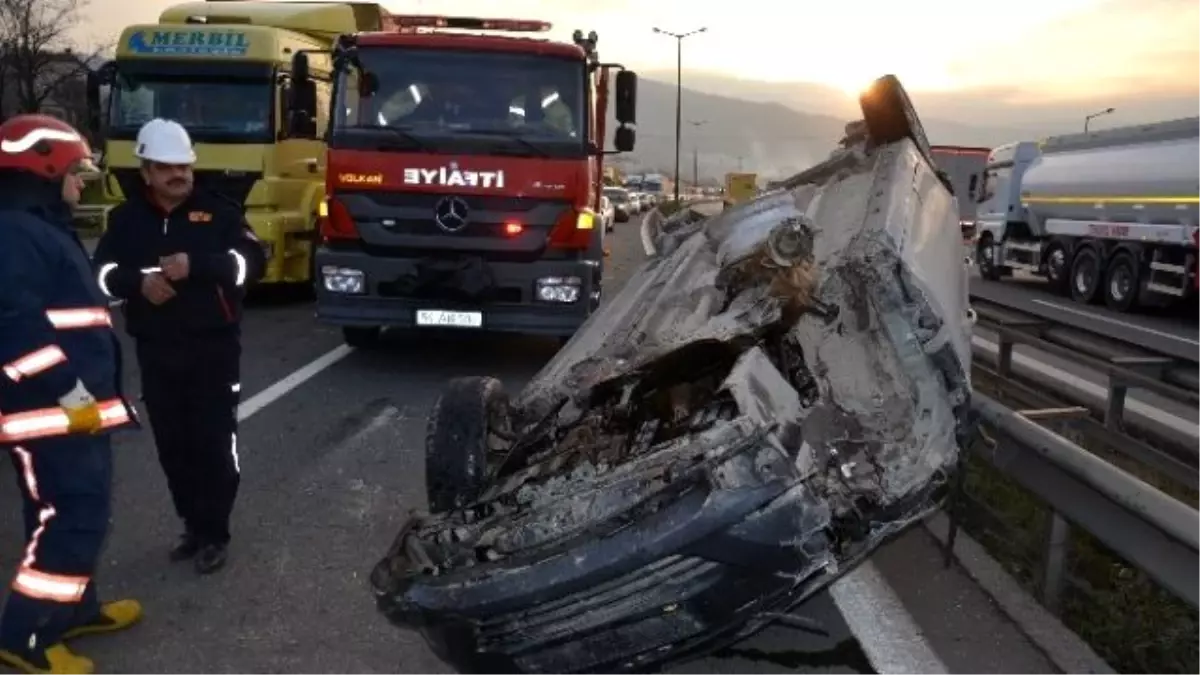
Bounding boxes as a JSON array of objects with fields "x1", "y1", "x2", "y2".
[
  {"x1": 108, "y1": 73, "x2": 274, "y2": 144},
  {"x1": 333, "y1": 47, "x2": 587, "y2": 158}
]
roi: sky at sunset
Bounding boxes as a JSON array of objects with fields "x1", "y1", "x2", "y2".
[{"x1": 73, "y1": 0, "x2": 1199, "y2": 121}]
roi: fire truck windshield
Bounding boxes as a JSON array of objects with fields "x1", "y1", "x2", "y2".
[
  {"x1": 108, "y1": 66, "x2": 274, "y2": 144},
  {"x1": 333, "y1": 46, "x2": 587, "y2": 158}
]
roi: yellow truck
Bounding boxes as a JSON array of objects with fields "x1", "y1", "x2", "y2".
[
  {"x1": 84, "y1": 1, "x2": 391, "y2": 286},
  {"x1": 722, "y1": 172, "x2": 758, "y2": 209}
]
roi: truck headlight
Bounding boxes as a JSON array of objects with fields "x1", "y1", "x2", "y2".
[
  {"x1": 322, "y1": 266, "x2": 365, "y2": 294},
  {"x1": 536, "y1": 276, "x2": 581, "y2": 303}
]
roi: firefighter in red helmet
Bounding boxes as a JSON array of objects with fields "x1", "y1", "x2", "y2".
[{"x1": 0, "y1": 114, "x2": 142, "y2": 674}]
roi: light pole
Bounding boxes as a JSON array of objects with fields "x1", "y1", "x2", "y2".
[
  {"x1": 689, "y1": 119, "x2": 706, "y2": 188},
  {"x1": 1084, "y1": 107, "x2": 1115, "y2": 133},
  {"x1": 653, "y1": 26, "x2": 706, "y2": 203}
]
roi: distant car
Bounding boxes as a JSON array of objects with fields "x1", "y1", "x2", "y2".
[
  {"x1": 603, "y1": 187, "x2": 633, "y2": 222},
  {"x1": 599, "y1": 195, "x2": 615, "y2": 233}
]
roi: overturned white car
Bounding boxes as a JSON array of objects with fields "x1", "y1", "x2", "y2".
[{"x1": 371, "y1": 75, "x2": 975, "y2": 674}]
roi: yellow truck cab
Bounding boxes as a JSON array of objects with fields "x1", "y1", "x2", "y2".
[{"x1": 85, "y1": 1, "x2": 390, "y2": 286}]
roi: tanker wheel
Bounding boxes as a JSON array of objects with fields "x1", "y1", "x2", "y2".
[
  {"x1": 424, "y1": 376, "x2": 510, "y2": 513},
  {"x1": 976, "y1": 236, "x2": 1003, "y2": 281},
  {"x1": 1103, "y1": 252, "x2": 1141, "y2": 313},
  {"x1": 1043, "y1": 242, "x2": 1070, "y2": 295},
  {"x1": 858, "y1": 74, "x2": 931, "y2": 156},
  {"x1": 1069, "y1": 247, "x2": 1104, "y2": 304}
]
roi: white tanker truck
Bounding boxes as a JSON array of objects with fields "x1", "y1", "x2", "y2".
[{"x1": 974, "y1": 116, "x2": 1199, "y2": 313}]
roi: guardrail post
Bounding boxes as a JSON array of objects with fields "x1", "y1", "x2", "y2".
[
  {"x1": 1105, "y1": 377, "x2": 1128, "y2": 432},
  {"x1": 1041, "y1": 510, "x2": 1071, "y2": 613},
  {"x1": 997, "y1": 336, "x2": 1014, "y2": 376}
]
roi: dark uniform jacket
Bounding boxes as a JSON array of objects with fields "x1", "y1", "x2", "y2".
[
  {"x1": 0, "y1": 174, "x2": 134, "y2": 444},
  {"x1": 92, "y1": 188, "x2": 266, "y2": 341}
]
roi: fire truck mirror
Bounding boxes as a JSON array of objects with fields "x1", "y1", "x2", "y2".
[
  {"x1": 614, "y1": 125, "x2": 635, "y2": 153},
  {"x1": 358, "y1": 71, "x2": 380, "y2": 98},
  {"x1": 614, "y1": 70, "x2": 637, "y2": 125}
]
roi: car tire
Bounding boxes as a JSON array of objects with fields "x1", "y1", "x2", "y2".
[
  {"x1": 858, "y1": 74, "x2": 932, "y2": 160},
  {"x1": 424, "y1": 376, "x2": 509, "y2": 513},
  {"x1": 342, "y1": 326, "x2": 381, "y2": 348}
]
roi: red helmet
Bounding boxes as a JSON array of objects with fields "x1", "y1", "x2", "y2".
[{"x1": 0, "y1": 114, "x2": 97, "y2": 180}]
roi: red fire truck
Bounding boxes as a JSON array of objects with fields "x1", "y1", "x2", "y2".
[{"x1": 284, "y1": 14, "x2": 638, "y2": 347}]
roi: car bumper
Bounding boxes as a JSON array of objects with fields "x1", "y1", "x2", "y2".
[{"x1": 314, "y1": 248, "x2": 600, "y2": 338}]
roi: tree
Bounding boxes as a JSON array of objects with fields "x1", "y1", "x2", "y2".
[{"x1": 0, "y1": 0, "x2": 103, "y2": 120}]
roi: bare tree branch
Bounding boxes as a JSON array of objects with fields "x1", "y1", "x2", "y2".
[{"x1": 0, "y1": 0, "x2": 108, "y2": 119}]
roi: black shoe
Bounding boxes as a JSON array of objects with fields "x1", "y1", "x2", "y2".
[
  {"x1": 194, "y1": 543, "x2": 227, "y2": 575},
  {"x1": 168, "y1": 533, "x2": 201, "y2": 562}
]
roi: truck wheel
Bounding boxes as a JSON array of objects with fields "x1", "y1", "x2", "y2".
[
  {"x1": 424, "y1": 376, "x2": 509, "y2": 513},
  {"x1": 342, "y1": 326, "x2": 381, "y2": 348},
  {"x1": 976, "y1": 237, "x2": 1003, "y2": 281},
  {"x1": 1043, "y1": 243, "x2": 1070, "y2": 295},
  {"x1": 858, "y1": 74, "x2": 931, "y2": 158},
  {"x1": 1069, "y1": 247, "x2": 1104, "y2": 304},
  {"x1": 1103, "y1": 252, "x2": 1141, "y2": 313}
]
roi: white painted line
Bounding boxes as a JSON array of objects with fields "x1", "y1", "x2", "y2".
[
  {"x1": 1030, "y1": 299, "x2": 1199, "y2": 347},
  {"x1": 237, "y1": 344, "x2": 355, "y2": 421},
  {"x1": 971, "y1": 335, "x2": 1198, "y2": 440},
  {"x1": 830, "y1": 561, "x2": 949, "y2": 674}
]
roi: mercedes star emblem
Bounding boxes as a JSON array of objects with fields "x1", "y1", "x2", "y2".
[{"x1": 434, "y1": 196, "x2": 470, "y2": 233}]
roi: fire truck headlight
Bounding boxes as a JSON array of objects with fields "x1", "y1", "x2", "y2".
[
  {"x1": 322, "y1": 266, "x2": 365, "y2": 294},
  {"x1": 536, "y1": 276, "x2": 581, "y2": 303}
]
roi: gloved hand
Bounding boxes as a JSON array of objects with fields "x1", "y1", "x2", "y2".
[{"x1": 59, "y1": 380, "x2": 102, "y2": 434}]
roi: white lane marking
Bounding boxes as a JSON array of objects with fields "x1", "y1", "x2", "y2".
[
  {"x1": 1030, "y1": 299, "x2": 1199, "y2": 347},
  {"x1": 830, "y1": 561, "x2": 949, "y2": 674},
  {"x1": 237, "y1": 345, "x2": 354, "y2": 421},
  {"x1": 972, "y1": 336, "x2": 1198, "y2": 439}
]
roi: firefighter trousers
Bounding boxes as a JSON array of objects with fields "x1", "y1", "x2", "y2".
[
  {"x1": 1, "y1": 434, "x2": 112, "y2": 652},
  {"x1": 136, "y1": 332, "x2": 241, "y2": 546}
]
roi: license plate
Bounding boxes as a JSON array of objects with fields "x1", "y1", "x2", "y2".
[{"x1": 415, "y1": 309, "x2": 483, "y2": 328}]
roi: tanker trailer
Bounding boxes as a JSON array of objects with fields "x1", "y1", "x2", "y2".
[{"x1": 974, "y1": 116, "x2": 1199, "y2": 312}]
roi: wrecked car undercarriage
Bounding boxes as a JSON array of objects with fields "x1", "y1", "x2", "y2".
[{"x1": 370, "y1": 75, "x2": 975, "y2": 674}]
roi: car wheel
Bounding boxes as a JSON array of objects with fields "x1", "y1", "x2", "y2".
[
  {"x1": 1103, "y1": 251, "x2": 1141, "y2": 313},
  {"x1": 342, "y1": 326, "x2": 381, "y2": 348},
  {"x1": 424, "y1": 376, "x2": 510, "y2": 513},
  {"x1": 1069, "y1": 247, "x2": 1104, "y2": 304}
]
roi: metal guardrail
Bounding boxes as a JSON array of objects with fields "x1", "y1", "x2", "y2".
[{"x1": 947, "y1": 393, "x2": 1199, "y2": 612}]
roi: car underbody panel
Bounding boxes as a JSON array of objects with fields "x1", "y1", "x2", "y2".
[{"x1": 371, "y1": 76, "x2": 975, "y2": 674}]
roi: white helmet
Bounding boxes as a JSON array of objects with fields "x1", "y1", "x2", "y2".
[{"x1": 134, "y1": 118, "x2": 196, "y2": 164}]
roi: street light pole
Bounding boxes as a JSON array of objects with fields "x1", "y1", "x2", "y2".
[
  {"x1": 653, "y1": 26, "x2": 706, "y2": 203},
  {"x1": 1084, "y1": 107, "x2": 1115, "y2": 133},
  {"x1": 689, "y1": 120, "x2": 706, "y2": 188}
]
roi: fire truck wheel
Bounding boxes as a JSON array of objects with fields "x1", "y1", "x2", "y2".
[
  {"x1": 342, "y1": 326, "x2": 382, "y2": 348},
  {"x1": 424, "y1": 376, "x2": 509, "y2": 513},
  {"x1": 1069, "y1": 247, "x2": 1104, "y2": 305},
  {"x1": 1103, "y1": 251, "x2": 1141, "y2": 313}
]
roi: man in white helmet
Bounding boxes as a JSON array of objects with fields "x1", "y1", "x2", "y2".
[{"x1": 91, "y1": 118, "x2": 265, "y2": 575}]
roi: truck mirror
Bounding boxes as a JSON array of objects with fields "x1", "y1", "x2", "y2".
[
  {"x1": 614, "y1": 125, "x2": 635, "y2": 153},
  {"x1": 292, "y1": 51, "x2": 310, "y2": 83},
  {"x1": 358, "y1": 71, "x2": 380, "y2": 98},
  {"x1": 614, "y1": 70, "x2": 636, "y2": 125},
  {"x1": 85, "y1": 70, "x2": 102, "y2": 136},
  {"x1": 286, "y1": 52, "x2": 317, "y2": 139},
  {"x1": 968, "y1": 173, "x2": 978, "y2": 199}
]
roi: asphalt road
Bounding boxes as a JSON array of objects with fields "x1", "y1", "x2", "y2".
[
  {"x1": 1, "y1": 212, "x2": 1055, "y2": 674},
  {"x1": 969, "y1": 272, "x2": 1199, "y2": 362}
]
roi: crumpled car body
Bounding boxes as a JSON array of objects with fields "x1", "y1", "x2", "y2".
[{"x1": 371, "y1": 76, "x2": 974, "y2": 674}]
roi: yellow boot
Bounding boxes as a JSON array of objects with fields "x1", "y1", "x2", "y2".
[
  {"x1": 62, "y1": 600, "x2": 143, "y2": 640},
  {"x1": 0, "y1": 644, "x2": 94, "y2": 674}
]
